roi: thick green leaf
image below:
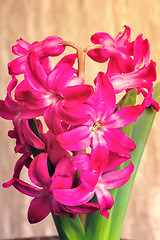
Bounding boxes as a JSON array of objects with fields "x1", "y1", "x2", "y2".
[
  {"x1": 107, "y1": 82, "x2": 160, "y2": 240},
  {"x1": 53, "y1": 213, "x2": 85, "y2": 240}
]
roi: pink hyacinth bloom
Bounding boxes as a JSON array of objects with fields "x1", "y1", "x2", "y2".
[
  {"x1": 3, "y1": 153, "x2": 99, "y2": 223},
  {"x1": 57, "y1": 72, "x2": 145, "y2": 157},
  {"x1": 8, "y1": 36, "x2": 65, "y2": 75},
  {"x1": 87, "y1": 26, "x2": 134, "y2": 73},
  {"x1": 109, "y1": 60, "x2": 157, "y2": 108},
  {"x1": 0, "y1": 76, "x2": 45, "y2": 120},
  {"x1": 15, "y1": 52, "x2": 94, "y2": 130},
  {"x1": 54, "y1": 152, "x2": 134, "y2": 218}
]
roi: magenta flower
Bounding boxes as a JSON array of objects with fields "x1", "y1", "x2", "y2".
[
  {"x1": 109, "y1": 60, "x2": 157, "y2": 108},
  {"x1": 0, "y1": 76, "x2": 44, "y2": 120},
  {"x1": 3, "y1": 153, "x2": 99, "y2": 223},
  {"x1": 8, "y1": 36, "x2": 65, "y2": 75},
  {"x1": 87, "y1": 26, "x2": 134, "y2": 73},
  {"x1": 57, "y1": 72, "x2": 145, "y2": 158},
  {"x1": 2, "y1": 28, "x2": 158, "y2": 227},
  {"x1": 54, "y1": 152, "x2": 134, "y2": 218},
  {"x1": 15, "y1": 52, "x2": 94, "y2": 130}
]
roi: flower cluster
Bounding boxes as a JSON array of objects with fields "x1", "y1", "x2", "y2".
[{"x1": 1, "y1": 26, "x2": 158, "y2": 224}]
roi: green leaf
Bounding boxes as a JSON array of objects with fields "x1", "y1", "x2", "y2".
[
  {"x1": 52, "y1": 213, "x2": 85, "y2": 240},
  {"x1": 107, "y1": 82, "x2": 160, "y2": 240}
]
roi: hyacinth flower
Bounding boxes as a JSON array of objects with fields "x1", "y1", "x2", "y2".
[
  {"x1": 15, "y1": 52, "x2": 94, "y2": 131},
  {"x1": 8, "y1": 36, "x2": 66, "y2": 75},
  {"x1": 1, "y1": 27, "x2": 160, "y2": 240},
  {"x1": 87, "y1": 28, "x2": 159, "y2": 111},
  {"x1": 3, "y1": 152, "x2": 100, "y2": 223},
  {"x1": 57, "y1": 72, "x2": 145, "y2": 157},
  {"x1": 87, "y1": 25, "x2": 135, "y2": 73},
  {"x1": 54, "y1": 151, "x2": 134, "y2": 218}
]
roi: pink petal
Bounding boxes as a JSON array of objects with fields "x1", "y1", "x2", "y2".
[
  {"x1": 54, "y1": 183, "x2": 94, "y2": 206},
  {"x1": 80, "y1": 171, "x2": 99, "y2": 191},
  {"x1": 133, "y1": 34, "x2": 144, "y2": 69},
  {"x1": 66, "y1": 202, "x2": 100, "y2": 214},
  {"x1": 103, "y1": 105, "x2": 145, "y2": 129},
  {"x1": 72, "y1": 153, "x2": 91, "y2": 171},
  {"x1": 115, "y1": 26, "x2": 131, "y2": 45},
  {"x1": 57, "y1": 103, "x2": 91, "y2": 126},
  {"x1": 28, "y1": 195, "x2": 51, "y2": 223},
  {"x1": 26, "y1": 51, "x2": 48, "y2": 91},
  {"x1": 45, "y1": 130, "x2": 71, "y2": 166},
  {"x1": 107, "y1": 54, "x2": 134, "y2": 75},
  {"x1": 103, "y1": 129, "x2": 136, "y2": 154},
  {"x1": 102, "y1": 152, "x2": 131, "y2": 173},
  {"x1": 51, "y1": 175, "x2": 73, "y2": 190},
  {"x1": 101, "y1": 162, "x2": 134, "y2": 189},
  {"x1": 47, "y1": 63, "x2": 77, "y2": 93},
  {"x1": 110, "y1": 61, "x2": 156, "y2": 94},
  {"x1": 93, "y1": 72, "x2": 116, "y2": 118},
  {"x1": 23, "y1": 120, "x2": 45, "y2": 150},
  {"x1": 8, "y1": 178, "x2": 43, "y2": 197},
  {"x1": 15, "y1": 79, "x2": 52, "y2": 110},
  {"x1": 91, "y1": 132, "x2": 109, "y2": 172},
  {"x1": 44, "y1": 105, "x2": 64, "y2": 134},
  {"x1": 62, "y1": 84, "x2": 94, "y2": 104},
  {"x1": 8, "y1": 56, "x2": 27, "y2": 75},
  {"x1": 95, "y1": 186, "x2": 114, "y2": 217},
  {"x1": 56, "y1": 126, "x2": 91, "y2": 151},
  {"x1": 40, "y1": 57, "x2": 52, "y2": 75},
  {"x1": 29, "y1": 153, "x2": 51, "y2": 187},
  {"x1": 13, "y1": 153, "x2": 32, "y2": 179},
  {"x1": 54, "y1": 158, "x2": 75, "y2": 177}
]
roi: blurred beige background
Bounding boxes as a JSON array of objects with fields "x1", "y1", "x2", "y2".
[{"x1": 0, "y1": 0, "x2": 160, "y2": 239}]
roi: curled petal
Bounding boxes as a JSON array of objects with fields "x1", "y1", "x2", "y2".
[
  {"x1": 66, "y1": 202, "x2": 100, "y2": 214},
  {"x1": 29, "y1": 153, "x2": 51, "y2": 187},
  {"x1": 95, "y1": 186, "x2": 114, "y2": 218},
  {"x1": 110, "y1": 61, "x2": 157, "y2": 94},
  {"x1": 47, "y1": 63, "x2": 77, "y2": 93},
  {"x1": 103, "y1": 129, "x2": 136, "y2": 154},
  {"x1": 4, "y1": 178, "x2": 43, "y2": 197},
  {"x1": 13, "y1": 153, "x2": 32, "y2": 179},
  {"x1": 103, "y1": 152, "x2": 131, "y2": 173},
  {"x1": 58, "y1": 103, "x2": 91, "y2": 126},
  {"x1": 101, "y1": 162, "x2": 134, "y2": 189},
  {"x1": 23, "y1": 120, "x2": 45, "y2": 150},
  {"x1": 54, "y1": 183, "x2": 94, "y2": 206},
  {"x1": 115, "y1": 26, "x2": 131, "y2": 45},
  {"x1": 26, "y1": 51, "x2": 48, "y2": 91}
]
